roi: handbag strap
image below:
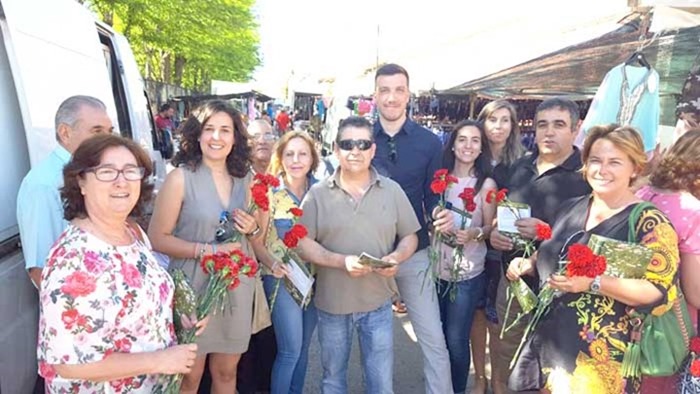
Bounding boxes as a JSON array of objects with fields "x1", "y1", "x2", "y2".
[{"x1": 627, "y1": 202, "x2": 655, "y2": 243}]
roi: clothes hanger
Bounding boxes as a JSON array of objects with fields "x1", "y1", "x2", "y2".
[{"x1": 624, "y1": 51, "x2": 651, "y2": 69}]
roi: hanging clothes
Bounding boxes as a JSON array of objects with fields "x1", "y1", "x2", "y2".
[{"x1": 578, "y1": 63, "x2": 660, "y2": 151}]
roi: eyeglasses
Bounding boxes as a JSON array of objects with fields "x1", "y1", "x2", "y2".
[
  {"x1": 251, "y1": 133, "x2": 278, "y2": 142},
  {"x1": 388, "y1": 137, "x2": 397, "y2": 163},
  {"x1": 337, "y1": 139, "x2": 373, "y2": 151},
  {"x1": 86, "y1": 166, "x2": 146, "y2": 182}
]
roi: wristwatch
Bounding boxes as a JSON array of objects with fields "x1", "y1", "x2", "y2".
[
  {"x1": 590, "y1": 275, "x2": 602, "y2": 294},
  {"x1": 475, "y1": 227, "x2": 485, "y2": 242}
]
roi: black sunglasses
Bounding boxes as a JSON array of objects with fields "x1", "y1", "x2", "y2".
[
  {"x1": 338, "y1": 139, "x2": 373, "y2": 151},
  {"x1": 388, "y1": 137, "x2": 397, "y2": 163}
]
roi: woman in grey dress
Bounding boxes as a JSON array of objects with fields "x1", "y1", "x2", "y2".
[{"x1": 149, "y1": 100, "x2": 264, "y2": 393}]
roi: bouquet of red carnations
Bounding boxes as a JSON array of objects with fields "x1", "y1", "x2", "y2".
[
  {"x1": 509, "y1": 244, "x2": 606, "y2": 368},
  {"x1": 160, "y1": 250, "x2": 258, "y2": 393},
  {"x1": 425, "y1": 169, "x2": 459, "y2": 293},
  {"x1": 268, "y1": 207, "x2": 310, "y2": 310}
]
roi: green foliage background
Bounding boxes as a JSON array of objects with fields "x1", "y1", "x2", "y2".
[{"x1": 82, "y1": 0, "x2": 260, "y2": 91}]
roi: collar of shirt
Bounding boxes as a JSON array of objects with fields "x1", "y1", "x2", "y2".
[
  {"x1": 273, "y1": 174, "x2": 318, "y2": 205},
  {"x1": 525, "y1": 146, "x2": 584, "y2": 175},
  {"x1": 373, "y1": 118, "x2": 420, "y2": 139},
  {"x1": 55, "y1": 145, "x2": 71, "y2": 164},
  {"x1": 328, "y1": 166, "x2": 383, "y2": 189}
]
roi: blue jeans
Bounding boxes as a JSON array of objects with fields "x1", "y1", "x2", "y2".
[
  {"x1": 317, "y1": 301, "x2": 393, "y2": 394},
  {"x1": 437, "y1": 272, "x2": 487, "y2": 394},
  {"x1": 263, "y1": 275, "x2": 317, "y2": 394}
]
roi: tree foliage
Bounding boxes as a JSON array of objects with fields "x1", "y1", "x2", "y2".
[{"x1": 83, "y1": 0, "x2": 260, "y2": 91}]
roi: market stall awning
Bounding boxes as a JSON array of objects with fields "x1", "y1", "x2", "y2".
[
  {"x1": 442, "y1": 9, "x2": 700, "y2": 100},
  {"x1": 173, "y1": 90, "x2": 274, "y2": 103}
]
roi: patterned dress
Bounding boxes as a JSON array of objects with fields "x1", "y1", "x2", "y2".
[
  {"x1": 38, "y1": 224, "x2": 176, "y2": 393},
  {"x1": 509, "y1": 195, "x2": 680, "y2": 394}
]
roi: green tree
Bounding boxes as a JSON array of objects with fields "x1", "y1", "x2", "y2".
[{"x1": 83, "y1": 0, "x2": 260, "y2": 91}]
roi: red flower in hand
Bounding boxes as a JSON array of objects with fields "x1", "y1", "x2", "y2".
[
  {"x1": 496, "y1": 188, "x2": 508, "y2": 203},
  {"x1": 691, "y1": 359, "x2": 700, "y2": 377},
  {"x1": 430, "y1": 179, "x2": 448, "y2": 194},
  {"x1": 565, "y1": 244, "x2": 606, "y2": 278},
  {"x1": 690, "y1": 337, "x2": 700, "y2": 354},
  {"x1": 283, "y1": 224, "x2": 308, "y2": 248},
  {"x1": 430, "y1": 169, "x2": 458, "y2": 195},
  {"x1": 535, "y1": 223, "x2": 552, "y2": 241},
  {"x1": 486, "y1": 188, "x2": 508, "y2": 204},
  {"x1": 289, "y1": 207, "x2": 304, "y2": 217},
  {"x1": 458, "y1": 187, "x2": 477, "y2": 212}
]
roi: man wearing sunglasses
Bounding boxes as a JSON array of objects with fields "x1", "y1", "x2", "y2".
[
  {"x1": 371, "y1": 63, "x2": 453, "y2": 394},
  {"x1": 297, "y1": 116, "x2": 420, "y2": 393}
]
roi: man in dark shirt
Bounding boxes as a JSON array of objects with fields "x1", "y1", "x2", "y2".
[
  {"x1": 488, "y1": 97, "x2": 592, "y2": 389},
  {"x1": 371, "y1": 63, "x2": 453, "y2": 394}
]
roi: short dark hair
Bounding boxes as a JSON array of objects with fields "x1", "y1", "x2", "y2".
[
  {"x1": 536, "y1": 97, "x2": 580, "y2": 126},
  {"x1": 375, "y1": 63, "x2": 410, "y2": 87},
  {"x1": 159, "y1": 103, "x2": 172, "y2": 113},
  {"x1": 171, "y1": 100, "x2": 251, "y2": 178},
  {"x1": 61, "y1": 134, "x2": 154, "y2": 221},
  {"x1": 336, "y1": 116, "x2": 374, "y2": 144}
]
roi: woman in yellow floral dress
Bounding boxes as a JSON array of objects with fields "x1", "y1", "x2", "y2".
[{"x1": 505, "y1": 125, "x2": 680, "y2": 393}]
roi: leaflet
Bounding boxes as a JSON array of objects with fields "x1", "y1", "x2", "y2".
[
  {"x1": 286, "y1": 257, "x2": 314, "y2": 304},
  {"x1": 497, "y1": 202, "x2": 531, "y2": 234}
]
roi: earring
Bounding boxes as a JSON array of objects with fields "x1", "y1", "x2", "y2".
[{"x1": 451, "y1": 147, "x2": 455, "y2": 151}]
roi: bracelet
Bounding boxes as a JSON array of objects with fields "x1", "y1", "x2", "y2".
[
  {"x1": 193, "y1": 242, "x2": 200, "y2": 259},
  {"x1": 197, "y1": 243, "x2": 208, "y2": 260},
  {"x1": 212, "y1": 244, "x2": 217, "y2": 253},
  {"x1": 247, "y1": 225, "x2": 262, "y2": 238}
]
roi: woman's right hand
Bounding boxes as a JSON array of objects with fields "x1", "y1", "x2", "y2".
[
  {"x1": 217, "y1": 242, "x2": 243, "y2": 254},
  {"x1": 270, "y1": 260, "x2": 290, "y2": 279},
  {"x1": 156, "y1": 344, "x2": 198, "y2": 375},
  {"x1": 506, "y1": 257, "x2": 535, "y2": 281}
]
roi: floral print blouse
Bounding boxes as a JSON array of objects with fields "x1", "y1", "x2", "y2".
[{"x1": 38, "y1": 224, "x2": 176, "y2": 393}]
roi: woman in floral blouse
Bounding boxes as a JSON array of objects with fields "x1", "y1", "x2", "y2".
[
  {"x1": 506, "y1": 125, "x2": 680, "y2": 393},
  {"x1": 38, "y1": 134, "x2": 202, "y2": 393}
]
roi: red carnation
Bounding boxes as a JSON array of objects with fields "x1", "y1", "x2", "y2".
[
  {"x1": 466, "y1": 202, "x2": 477, "y2": 212},
  {"x1": 535, "y1": 223, "x2": 552, "y2": 241},
  {"x1": 690, "y1": 337, "x2": 700, "y2": 354},
  {"x1": 458, "y1": 187, "x2": 477, "y2": 212},
  {"x1": 691, "y1": 359, "x2": 700, "y2": 377},
  {"x1": 486, "y1": 189, "x2": 497, "y2": 204},
  {"x1": 283, "y1": 224, "x2": 308, "y2": 248},
  {"x1": 289, "y1": 207, "x2": 303, "y2": 217},
  {"x1": 567, "y1": 244, "x2": 595, "y2": 265},
  {"x1": 430, "y1": 179, "x2": 448, "y2": 194},
  {"x1": 496, "y1": 188, "x2": 508, "y2": 203},
  {"x1": 434, "y1": 169, "x2": 449, "y2": 178}
]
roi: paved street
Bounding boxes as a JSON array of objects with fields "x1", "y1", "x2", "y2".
[{"x1": 303, "y1": 311, "x2": 488, "y2": 393}]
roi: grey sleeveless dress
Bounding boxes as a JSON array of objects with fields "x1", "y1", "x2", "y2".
[{"x1": 168, "y1": 165, "x2": 254, "y2": 355}]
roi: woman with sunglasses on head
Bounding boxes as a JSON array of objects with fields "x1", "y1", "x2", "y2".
[
  {"x1": 472, "y1": 100, "x2": 525, "y2": 394},
  {"x1": 149, "y1": 100, "x2": 262, "y2": 393},
  {"x1": 637, "y1": 129, "x2": 700, "y2": 394},
  {"x1": 38, "y1": 134, "x2": 205, "y2": 392},
  {"x1": 437, "y1": 120, "x2": 496, "y2": 394},
  {"x1": 248, "y1": 131, "x2": 320, "y2": 394},
  {"x1": 507, "y1": 125, "x2": 680, "y2": 393}
]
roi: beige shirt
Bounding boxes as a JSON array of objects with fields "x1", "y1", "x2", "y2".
[{"x1": 300, "y1": 167, "x2": 420, "y2": 314}]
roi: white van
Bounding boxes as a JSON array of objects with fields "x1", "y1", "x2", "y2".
[{"x1": 0, "y1": 0, "x2": 165, "y2": 391}]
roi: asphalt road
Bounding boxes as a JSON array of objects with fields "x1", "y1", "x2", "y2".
[{"x1": 303, "y1": 311, "x2": 486, "y2": 394}]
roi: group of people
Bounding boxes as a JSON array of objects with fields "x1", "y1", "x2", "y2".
[{"x1": 15, "y1": 62, "x2": 700, "y2": 394}]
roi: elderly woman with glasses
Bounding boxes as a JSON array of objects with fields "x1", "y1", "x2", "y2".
[
  {"x1": 38, "y1": 134, "x2": 203, "y2": 393},
  {"x1": 506, "y1": 125, "x2": 680, "y2": 393}
]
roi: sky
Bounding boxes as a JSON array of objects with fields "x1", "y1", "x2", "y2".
[{"x1": 249, "y1": 0, "x2": 631, "y2": 96}]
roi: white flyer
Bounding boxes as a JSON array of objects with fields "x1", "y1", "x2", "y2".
[
  {"x1": 497, "y1": 203, "x2": 531, "y2": 234},
  {"x1": 287, "y1": 257, "x2": 314, "y2": 304}
]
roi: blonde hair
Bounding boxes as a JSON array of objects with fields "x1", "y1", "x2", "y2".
[
  {"x1": 477, "y1": 99, "x2": 524, "y2": 166},
  {"x1": 581, "y1": 124, "x2": 647, "y2": 185},
  {"x1": 268, "y1": 131, "x2": 320, "y2": 177}
]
